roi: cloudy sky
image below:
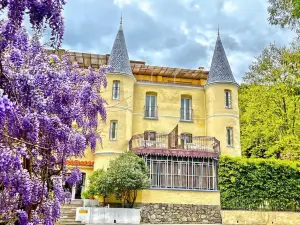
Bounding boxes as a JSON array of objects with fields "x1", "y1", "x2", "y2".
[{"x1": 61, "y1": 0, "x2": 296, "y2": 83}]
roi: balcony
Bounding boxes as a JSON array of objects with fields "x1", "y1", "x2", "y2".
[
  {"x1": 144, "y1": 106, "x2": 158, "y2": 119},
  {"x1": 129, "y1": 133, "x2": 220, "y2": 159},
  {"x1": 180, "y1": 108, "x2": 193, "y2": 122}
]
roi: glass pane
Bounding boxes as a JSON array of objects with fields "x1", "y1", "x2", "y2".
[
  {"x1": 111, "y1": 122, "x2": 117, "y2": 139},
  {"x1": 225, "y1": 91, "x2": 229, "y2": 107},
  {"x1": 181, "y1": 98, "x2": 184, "y2": 108},
  {"x1": 150, "y1": 96, "x2": 156, "y2": 117},
  {"x1": 149, "y1": 132, "x2": 156, "y2": 141},
  {"x1": 145, "y1": 96, "x2": 150, "y2": 117}
]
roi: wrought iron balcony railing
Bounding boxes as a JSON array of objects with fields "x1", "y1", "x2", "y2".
[{"x1": 129, "y1": 133, "x2": 220, "y2": 155}]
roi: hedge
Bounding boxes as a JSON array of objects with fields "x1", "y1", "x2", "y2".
[{"x1": 219, "y1": 156, "x2": 300, "y2": 211}]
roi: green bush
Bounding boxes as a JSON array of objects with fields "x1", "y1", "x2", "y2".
[
  {"x1": 219, "y1": 156, "x2": 300, "y2": 211},
  {"x1": 83, "y1": 152, "x2": 150, "y2": 208},
  {"x1": 81, "y1": 169, "x2": 112, "y2": 204}
]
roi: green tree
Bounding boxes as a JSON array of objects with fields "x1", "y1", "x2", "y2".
[
  {"x1": 268, "y1": 0, "x2": 300, "y2": 33},
  {"x1": 240, "y1": 42, "x2": 300, "y2": 160},
  {"x1": 82, "y1": 169, "x2": 112, "y2": 206},
  {"x1": 106, "y1": 152, "x2": 150, "y2": 208}
]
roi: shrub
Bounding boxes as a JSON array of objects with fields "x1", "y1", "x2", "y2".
[{"x1": 219, "y1": 156, "x2": 300, "y2": 211}]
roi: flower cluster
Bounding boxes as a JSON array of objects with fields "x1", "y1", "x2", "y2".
[
  {"x1": 0, "y1": 23, "x2": 112, "y2": 224},
  {"x1": 0, "y1": 0, "x2": 66, "y2": 49}
]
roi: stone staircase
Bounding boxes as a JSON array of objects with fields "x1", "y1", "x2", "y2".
[{"x1": 57, "y1": 200, "x2": 84, "y2": 225}]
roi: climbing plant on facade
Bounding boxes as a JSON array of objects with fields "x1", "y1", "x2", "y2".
[{"x1": 0, "y1": 24, "x2": 112, "y2": 224}]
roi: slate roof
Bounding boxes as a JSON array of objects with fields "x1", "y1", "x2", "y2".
[
  {"x1": 108, "y1": 19, "x2": 133, "y2": 76},
  {"x1": 206, "y1": 34, "x2": 237, "y2": 86}
]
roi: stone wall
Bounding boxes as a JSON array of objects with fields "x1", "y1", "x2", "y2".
[{"x1": 140, "y1": 203, "x2": 222, "y2": 224}]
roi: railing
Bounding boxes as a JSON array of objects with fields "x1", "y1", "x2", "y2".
[
  {"x1": 180, "y1": 108, "x2": 193, "y2": 121},
  {"x1": 144, "y1": 106, "x2": 158, "y2": 119},
  {"x1": 129, "y1": 133, "x2": 220, "y2": 154}
]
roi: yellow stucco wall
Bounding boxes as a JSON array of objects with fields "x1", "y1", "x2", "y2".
[
  {"x1": 132, "y1": 83, "x2": 206, "y2": 136},
  {"x1": 69, "y1": 73, "x2": 242, "y2": 204},
  {"x1": 205, "y1": 84, "x2": 241, "y2": 156},
  {"x1": 97, "y1": 189, "x2": 220, "y2": 206},
  {"x1": 136, "y1": 189, "x2": 220, "y2": 205},
  {"x1": 95, "y1": 73, "x2": 135, "y2": 155},
  {"x1": 221, "y1": 210, "x2": 300, "y2": 225}
]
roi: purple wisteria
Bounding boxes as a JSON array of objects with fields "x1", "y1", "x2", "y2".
[
  {"x1": 0, "y1": 23, "x2": 112, "y2": 224},
  {"x1": 0, "y1": 0, "x2": 65, "y2": 49}
]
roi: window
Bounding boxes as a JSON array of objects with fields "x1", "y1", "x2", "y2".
[
  {"x1": 181, "y1": 133, "x2": 192, "y2": 148},
  {"x1": 226, "y1": 127, "x2": 233, "y2": 147},
  {"x1": 144, "y1": 131, "x2": 156, "y2": 141},
  {"x1": 112, "y1": 81, "x2": 120, "y2": 100},
  {"x1": 180, "y1": 97, "x2": 192, "y2": 121},
  {"x1": 224, "y1": 90, "x2": 232, "y2": 108},
  {"x1": 109, "y1": 121, "x2": 118, "y2": 140},
  {"x1": 144, "y1": 155, "x2": 218, "y2": 190},
  {"x1": 145, "y1": 94, "x2": 157, "y2": 118}
]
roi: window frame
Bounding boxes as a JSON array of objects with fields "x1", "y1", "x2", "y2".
[
  {"x1": 180, "y1": 97, "x2": 192, "y2": 121},
  {"x1": 112, "y1": 80, "x2": 120, "y2": 100},
  {"x1": 180, "y1": 133, "x2": 193, "y2": 147},
  {"x1": 226, "y1": 127, "x2": 233, "y2": 147},
  {"x1": 144, "y1": 131, "x2": 157, "y2": 141},
  {"x1": 145, "y1": 94, "x2": 157, "y2": 119},
  {"x1": 109, "y1": 120, "x2": 118, "y2": 141},
  {"x1": 224, "y1": 89, "x2": 232, "y2": 109}
]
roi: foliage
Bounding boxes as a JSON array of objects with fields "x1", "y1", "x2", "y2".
[
  {"x1": 268, "y1": 0, "x2": 300, "y2": 33},
  {"x1": 240, "y1": 42, "x2": 300, "y2": 160},
  {"x1": 106, "y1": 152, "x2": 150, "y2": 208},
  {"x1": 0, "y1": 24, "x2": 112, "y2": 224},
  {"x1": 81, "y1": 169, "x2": 112, "y2": 205},
  {"x1": 0, "y1": 0, "x2": 65, "y2": 49},
  {"x1": 219, "y1": 156, "x2": 300, "y2": 211},
  {"x1": 84, "y1": 152, "x2": 150, "y2": 208}
]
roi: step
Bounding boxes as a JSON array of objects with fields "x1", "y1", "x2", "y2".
[
  {"x1": 71, "y1": 200, "x2": 83, "y2": 204},
  {"x1": 58, "y1": 218, "x2": 78, "y2": 222},
  {"x1": 62, "y1": 205, "x2": 82, "y2": 208},
  {"x1": 56, "y1": 222, "x2": 82, "y2": 225},
  {"x1": 59, "y1": 215, "x2": 76, "y2": 219},
  {"x1": 61, "y1": 207, "x2": 77, "y2": 210}
]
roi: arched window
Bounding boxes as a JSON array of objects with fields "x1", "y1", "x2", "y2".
[
  {"x1": 145, "y1": 92, "x2": 157, "y2": 118},
  {"x1": 224, "y1": 89, "x2": 232, "y2": 108},
  {"x1": 180, "y1": 95, "x2": 192, "y2": 121},
  {"x1": 226, "y1": 127, "x2": 233, "y2": 147},
  {"x1": 109, "y1": 120, "x2": 118, "y2": 140},
  {"x1": 112, "y1": 80, "x2": 120, "y2": 100}
]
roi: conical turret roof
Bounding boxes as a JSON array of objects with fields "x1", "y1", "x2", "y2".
[
  {"x1": 108, "y1": 17, "x2": 133, "y2": 76},
  {"x1": 206, "y1": 33, "x2": 237, "y2": 86}
]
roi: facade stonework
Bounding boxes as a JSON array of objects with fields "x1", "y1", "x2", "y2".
[{"x1": 140, "y1": 203, "x2": 222, "y2": 224}]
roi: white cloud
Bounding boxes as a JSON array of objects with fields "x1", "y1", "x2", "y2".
[
  {"x1": 227, "y1": 52, "x2": 253, "y2": 83},
  {"x1": 222, "y1": 1, "x2": 238, "y2": 14},
  {"x1": 138, "y1": 2, "x2": 156, "y2": 17},
  {"x1": 180, "y1": 22, "x2": 189, "y2": 35},
  {"x1": 113, "y1": 0, "x2": 135, "y2": 7},
  {"x1": 194, "y1": 4, "x2": 200, "y2": 9}
]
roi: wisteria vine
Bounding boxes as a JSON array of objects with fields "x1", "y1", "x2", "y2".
[{"x1": 0, "y1": 22, "x2": 112, "y2": 224}]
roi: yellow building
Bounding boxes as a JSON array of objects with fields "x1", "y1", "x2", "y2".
[{"x1": 65, "y1": 19, "x2": 240, "y2": 211}]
